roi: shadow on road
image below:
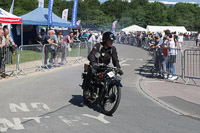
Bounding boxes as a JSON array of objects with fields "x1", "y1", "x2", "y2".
[{"x1": 69, "y1": 95, "x2": 101, "y2": 113}]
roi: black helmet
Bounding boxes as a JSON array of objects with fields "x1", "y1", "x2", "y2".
[{"x1": 103, "y1": 31, "x2": 116, "y2": 42}]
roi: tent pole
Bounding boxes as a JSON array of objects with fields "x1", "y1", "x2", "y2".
[{"x1": 21, "y1": 24, "x2": 23, "y2": 47}]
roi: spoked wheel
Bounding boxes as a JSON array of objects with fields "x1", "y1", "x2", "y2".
[
  {"x1": 83, "y1": 90, "x2": 90, "y2": 104},
  {"x1": 101, "y1": 85, "x2": 121, "y2": 116}
]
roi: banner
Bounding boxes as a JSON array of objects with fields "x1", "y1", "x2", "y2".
[
  {"x1": 112, "y1": 21, "x2": 118, "y2": 31},
  {"x1": 71, "y1": 0, "x2": 78, "y2": 28},
  {"x1": 38, "y1": 0, "x2": 44, "y2": 8},
  {"x1": 9, "y1": 0, "x2": 14, "y2": 13},
  {"x1": 48, "y1": 0, "x2": 54, "y2": 26},
  {"x1": 62, "y1": 9, "x2": 68, "y2": 21},
  {"x1": 76, "y1": 20, "x2": 81, "y2": 26}
]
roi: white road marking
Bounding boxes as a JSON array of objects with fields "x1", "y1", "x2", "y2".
[
  {"x1": 121, "y1": 64, "x2": 130, "y2": 66},
  {"x1": 82, "y1": 114, "x2": 110, "y2": 124},
  {"x1": 119, "y1": 60, "x2": 128, "y2": 65},
  {"x1": 145, "y1": 81, "x2": 165, "y2": 83},
  {"x1": 0, "y1": 118, "x2": 24, "y2": 132},
  {"x1": 9, "y1": 103, "x2": 30, "y2": 112},
  {"x1": 31, "y1": 103, "x2": 51, "y2": 111},
  {"x1": 58, "y1": 116, "x2": 74, "y2": 126},
  {"x1": 23, "y1": 117, "x2": 42, "y2": 123}
]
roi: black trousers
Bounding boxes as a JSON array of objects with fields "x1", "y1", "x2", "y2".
[{"x1": 82, "y1": 65, "x2": 96, "y2": 90}]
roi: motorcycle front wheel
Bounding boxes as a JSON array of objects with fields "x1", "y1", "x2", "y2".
[{"x1": 101, "y1": 85, "x2": 121, "y2": 116}]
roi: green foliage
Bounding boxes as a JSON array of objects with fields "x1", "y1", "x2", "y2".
[{"x1": 0, "y1": 0, "x2": 200, "y2": 31}]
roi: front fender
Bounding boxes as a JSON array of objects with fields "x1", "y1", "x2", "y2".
[{"x1": 109, "y1": 79, "x2": 123, "y2": 87}]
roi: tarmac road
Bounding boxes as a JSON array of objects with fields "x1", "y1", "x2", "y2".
[{"x1": 0, "y1": 44, "x2": 199, "y2": 133}]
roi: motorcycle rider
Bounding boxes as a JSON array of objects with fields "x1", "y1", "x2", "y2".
[{"x1": 82, "y1": 31, "x2": 123, "y2": 93}]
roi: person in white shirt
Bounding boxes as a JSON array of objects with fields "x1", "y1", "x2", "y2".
[
  {"x1": 197, "y1": 32, "x2": 200, "y2": 47},
  {"x1": 166, "y1": 33, "x2": 177, "y2": 80},
  {"x1": 97, "y1": 31, "x2": 103, "y2": 43},
  {"x1": 178, "y1": 33, "x2": 183, "y2": 48},
  {"x1": 88, "y1": 32, "x2": 97, "y2": 52}
]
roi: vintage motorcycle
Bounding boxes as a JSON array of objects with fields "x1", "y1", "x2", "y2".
[{"x1": 81, "y1": 52, "x2": 122, "y2": 116}]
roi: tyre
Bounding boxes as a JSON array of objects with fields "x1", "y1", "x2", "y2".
[{"x1": 101, "y1": 85, "x2": 121, "y2": 116}]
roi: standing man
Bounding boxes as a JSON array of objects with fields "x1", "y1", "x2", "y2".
[
  {"x1": 150, "y1": 33, "x2": 164, "y2": 77},
  {"x1": 3, "y1": 26, "x2": 18, "y2": 64},
  {"x1": 49, "y1": 30, "x2": 59, "y2": 65},
  {"x1": 81, "y1": 30, "x2": 88, "y2": 42}
]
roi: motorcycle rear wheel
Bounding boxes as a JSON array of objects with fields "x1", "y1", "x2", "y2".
[{"x1": 101, "y1": 85, "x2": 121, "y2": 116}]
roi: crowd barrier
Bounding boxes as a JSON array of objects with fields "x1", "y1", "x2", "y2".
[
  {"x1": 183, "y1": 49, "x2": 200, "y2": 84},
  {"x1": 18, "y1": 44, "x2": 43, "y2": 75},
  {"x1": 0, "y1": 42, "x2": 90, "y2": 78},
  {"x1": 2, "y1": 46, "x2": 18, "y2": 77},
  {"x1": 116, "y1": 41, "x2": 200, "y2": 85}
]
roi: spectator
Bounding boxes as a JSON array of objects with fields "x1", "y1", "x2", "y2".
[
  {"x1": 150, "y1": 33, "x2": 164, "y2": 77},
  {"x1": 81, "y1": 30, "x2": 88, "y2": 42},
  {"x1": 0, "y1": 23, "x2": 2, "y2": 30},
  {"x1": 3, "y1": 25, "x2": 17, "y2": 65},
  {"x1": 63, "y1": 31, "x2": 74, "y2": 45},
  {"x1": 88, "y1": 32, "x2": 97, "y2": 52},
  {"x1": 161, "y1": 37, "x2": 169, "y2": 79},
  {"x1": 42, "y1": 30, "x2": 53, "y2": 66},
  {"x1": 0, "y1": 29, "x2": 7, "y2": 79},
  {"x1": 166, "y1": 32, "x2": 178, "y2": 80},
  {"x1": 178, "y1": 33, "x2": 183, "y2": 48},
  {"x1": 49, "y1": 30, "x2": 59, "y2": 66},
  {"x1": 197, "y1": 32, "x2": 200, "y2": 48},
  {"x1": 57, "y1": 30, "x2": 64, "y2": 65},
  {"x1": 63, "y1": 31, "x2": 74, "y2": 59},
  {"x1": 97, "y1": 31, "x2": 104, "y2": 43}
]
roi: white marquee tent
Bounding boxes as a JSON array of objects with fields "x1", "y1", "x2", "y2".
[
  {"x1": 146, "y1": 25, "x2": 187, "y2": 33},
  {"x1": 122, "y1": 25, "x2": 147, "y2": 33}
]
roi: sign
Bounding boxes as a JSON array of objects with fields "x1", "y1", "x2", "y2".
[
  {"x1": 38, "y1": 0, "x2": 44, "y2": 8},
  {"x1": 112, "y1": 21, "x2": 118, "y2": 31},
  {"x1": 71, "y1": 0, "x2": 78, "y2": 28},
  {"x1": 62, "y1": 9, "x2": 68, "y2": 21},
  {"x1": 76, "y1": 20, "x2": 81, "y2": 26},
  {"x1": 48, "y1": 0, "x2": 54, "y2": 26},
  {"x1": 9, "y1": 0, "x2": 15, "y2": 13}
]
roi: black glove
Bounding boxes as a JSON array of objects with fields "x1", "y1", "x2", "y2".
[
  {"x1": 118, "y1": 69, "x2": 124, "y2": 75},
  {"x1": 92, "y1": 62, "x2": 98, "y2": 69}
]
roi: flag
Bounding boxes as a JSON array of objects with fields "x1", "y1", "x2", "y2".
[
  {"x1": 62, "y1": 9, "x2": 68, "y2": 21},
  {"x1": 38, "y1": 0, "x2": 44, "y2": 8},
  {"x1": 71, "y1": 0, "x2": 78, "y2": 28},
  {"x1": 48, "y1": 0, "x2": 54, "y2": 26},
  {"x1": 76, "y1": 20, "x2": 81, "y2": 26},
  {"x1": 9, "y1": 0, "x2": 14, "y2": 13},
  {"x1": 112, "y1": 21, "x2": 118, "y2": 31}
]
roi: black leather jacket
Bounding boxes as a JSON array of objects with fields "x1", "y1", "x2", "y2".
[{"x1": 88, "y1": 42, "x2": 120, "y2": 68}]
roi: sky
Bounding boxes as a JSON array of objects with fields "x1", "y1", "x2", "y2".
[{"x1": 99, "y1": 0, "x2": 200, "y2": 5}]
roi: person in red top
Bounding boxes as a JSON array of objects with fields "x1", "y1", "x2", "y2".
[{"x1": 63, "y1": 31, "x2": 74, "y2": 44}]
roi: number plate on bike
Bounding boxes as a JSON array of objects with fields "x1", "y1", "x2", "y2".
[{"x1": 107, "y1": 71, "x2": 115, "y2": 78}]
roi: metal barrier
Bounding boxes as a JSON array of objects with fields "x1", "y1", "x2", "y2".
[
  {"x1": 183, "y1": 40, "x2": 197, "y2": 48},
  {"x1": 43, "y1": 43, "x2": 69, "y2": 68},
  {"x1": 80, "y1": 42, "x2": 89, "y2": 57},
  {"x1": 183, "y1": 49, "x2": 200, "y2": 84},
  {"x1": 151, "y1": 48, "x2": 183, "y2": 79},
  {"x1": 67, "y1": 42, "x2": 82, "y2": 63},
  {"x1": 1, "y1": 46, "x2": 18, "y2": 77},
  {"x1": 18, "y1": 44, "x2": 43, "y2": 75}
]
